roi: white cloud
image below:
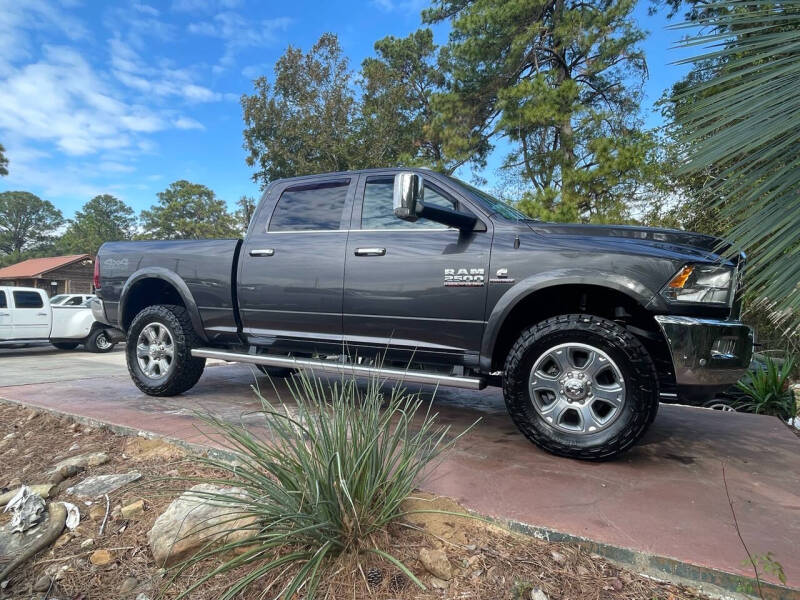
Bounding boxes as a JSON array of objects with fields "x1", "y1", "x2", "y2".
[
  {"x1": 188, "y1": 12, "x2": 291, "y2": 69},
  {"x1": 109, "y1": 37, "x2": 222, "y2": 103},
  {"x1": 0, "y1": 0, "x2": 88, "y2": 72},
  {"x1": 0, "y1": 46, "x2": 169, "y2": 156},
  {"x1": 173, "y1": 116, "x2": 205, "y2": 130}
]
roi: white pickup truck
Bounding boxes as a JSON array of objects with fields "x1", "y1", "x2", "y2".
[{"x1": 0, "y1": 286, "x2": 118, "y2": 352}]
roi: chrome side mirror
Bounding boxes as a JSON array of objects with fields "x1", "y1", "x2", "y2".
[{"x1": 393, "y1": 172, "x2": 424, "y2": 221}]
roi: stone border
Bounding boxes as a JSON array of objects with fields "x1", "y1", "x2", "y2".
[{"x1": 2, "y1": 395, "x2": 798, "y2": 600}]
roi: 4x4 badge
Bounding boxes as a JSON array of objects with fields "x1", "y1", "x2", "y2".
[{"x1": 444, "y1": 268, "x2": 485, "y2": 287}]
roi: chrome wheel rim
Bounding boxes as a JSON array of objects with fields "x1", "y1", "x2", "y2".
[
  {"x1": 96, "y1": 333, "x2": 112, "y2": 350},
  {"x1": 528, "y1": 342, "x2": 626, "y2": 435},
  {"x1": 136, "y1": 323, "x2": 175, "y2": 379},
  {"x1": 707, "y1": 402, "x2": 737, "y2": 412}
]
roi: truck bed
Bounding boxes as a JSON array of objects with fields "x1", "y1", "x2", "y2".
[{"x1": 98, "y1": 239, "x2": 242, "y2": 341}]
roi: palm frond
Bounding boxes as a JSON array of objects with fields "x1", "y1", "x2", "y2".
[{"x1": 673, "y1": 0, "x2": 800, "y2": 328}]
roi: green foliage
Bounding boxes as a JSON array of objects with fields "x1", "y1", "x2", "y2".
[
  {"x1": 59, "y1": 194, "x2": 136, "y2": 256},
  {"x1": 0, "y1": 142, "x2": 8, "y2": 177},
  {"x1": 242, "y1": 34, "x2": 359, "y2": 184},
  {"x1": 736, "y1": 356, "x2": 796, "y2": 421},
  {"x1": 242, "y1": 31, "x2": 486, "y2": 187},
  {"x1": 140, "y1": 180, "x2": 238, "y2": 240},
  {"x1": 0, "y1": 191, "x2": 64, "y2": 256},
  {"x1": 234, "y1": 195, "x2": 257, "y2": 234},
  {"x1": 360, "y1": 29, "x2": 477, "y2": 174},
  {"x1": 672, "y1": 0, "x2": 800, "y2": 329},
  {"x1": 424, "y1": 0, "x2": 666, "y2": 222},
  {"x1": 168, "y1": 372, "x2": 473, "y2": 599}
]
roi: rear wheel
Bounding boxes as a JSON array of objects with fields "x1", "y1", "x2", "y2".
[
  {"x1": 85, "y1": 329, "x2": 115, "y2": 353},
  {"x1": 126, "y1": 305, "x2": 206, "y2": 396},
  {"x1": 52, "y1": 342, "x2": 79, "y2": 350},
  {"x1": 503, "y1": 314, "x2": 659, "y2": 460}
]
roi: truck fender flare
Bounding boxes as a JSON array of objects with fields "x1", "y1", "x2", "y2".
[
  {"x1": 479, "y1": 269, "x2": 660, "y2": 371},
  {"x1": 119, "y1": 268, "x2": 208, "y2": 343}
]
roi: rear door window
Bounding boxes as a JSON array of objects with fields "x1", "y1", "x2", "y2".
[
  {"x1": 269, "y1": 180, "x2": 350, "y2": 232},
  {"x1": 0, "y1": 291, "x2": 6, "y2": 309},
  {"x1": 13, "y1": 291, "x2": 44, "y2": 309}
]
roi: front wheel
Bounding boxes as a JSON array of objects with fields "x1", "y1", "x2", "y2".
[
  {"x1": 503, "y1": 314, "x2": 659, "y2": 460},
  {"x1": 85, "y1": 329, "x2": 116, "y2": 353},
  {"x1": 126, "y1": 305, "x2": 206, "y2": 396}
]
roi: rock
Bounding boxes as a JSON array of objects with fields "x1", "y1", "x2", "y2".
[
  {"x1": 0, "y1": 503, "x2": 67, "y2": 581},
  {"x1": 89, "y1": 505, "x2": 106, "y2": 521},
  {"x1": 531, "y1": 589, "x2": 549, "y2": 600},
  {"x1": 550, "y1": 550, "x2": 566, "y2": 564},
  {"x1": 32, "y1": 574, "x2": 52, "y2": 592},
  {"x1": 429, "y1": 576, "x2": 449, "y2": 590},
  {"x1": 121, "y1": 500, "x2": 145, "y2": 519},
  {"x1": 148, "y1": 484, "x2": 257, "y2": 566},
  {"x1": 67, "y1": 472, "x2": 141, "y2": 499},
  {"x1": 120, "y1": 576, "x2": 139, "y2": 595},
  {"x1": 80, "y1": 538, "x2": 94, "y2": 549},
  {"x1": 49, "y1": 452, "x2": 108, "y2": 474},
  {"x1": 89, "y1": 549, "x2": 115, "y2": 566},
  {"x1": 135, "y1": 594, "x2": 151, "y2": 600},
  {"x1": 419, "y1": 548, "x2": 452, "y2": 580}
]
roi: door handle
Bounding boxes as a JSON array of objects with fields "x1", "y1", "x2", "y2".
[
  {"x1": 0, "y1": 312, "x2": 8, "y2": 316},
  {"x1": 249, "y1": 248, "x2": 275, "y2": 257},
  {"x1": 37, "y1": 312, "x2": 48, "y2": 316},
  {"x1": 354, "y1": 247, "x2": 386, "y2": 257}
]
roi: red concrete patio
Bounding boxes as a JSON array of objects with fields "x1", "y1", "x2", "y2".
[{"x1": 1, "y1": 352, "x2": 798, "y2": 596}]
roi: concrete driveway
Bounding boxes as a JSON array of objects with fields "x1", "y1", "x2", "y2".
[{"x1": 1, "y1": 346, "x2": 798, "y2": 597}]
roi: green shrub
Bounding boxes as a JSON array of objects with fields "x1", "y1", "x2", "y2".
[
  {"x1": 168, "y1": 371, "x2": 474, "y2": 599},
  {"x1": 736, "y1": 356, "x2": 796, "y2": 421}
]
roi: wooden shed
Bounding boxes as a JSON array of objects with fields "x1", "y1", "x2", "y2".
[{"x1": 0, "y1": 254, "x2": 94, "y2": 296}]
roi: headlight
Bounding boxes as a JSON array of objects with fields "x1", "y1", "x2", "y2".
[{"x1": 661, "y1": 264, "x2": 734, "y2": 305}]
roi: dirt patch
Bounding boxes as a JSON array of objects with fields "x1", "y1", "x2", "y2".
[{"x1": 0, "y1": 403, "x2": 705, "y2": 600}]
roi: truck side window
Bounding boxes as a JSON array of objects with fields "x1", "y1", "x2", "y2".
[
  {"x1": 361, "y1": 177, "x2": 455, "y2": 230},
  {"x1": 269, "y1": 180, "x2": 350, "y2": 232},
  {"x1": 0, "y1": 292, "x2": 6, "y2": 309},
  {"x1": 13, "y1": 291, "x2": 44, "y2": 309}
]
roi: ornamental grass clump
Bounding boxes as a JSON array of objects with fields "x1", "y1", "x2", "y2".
[
  {"x1": 169, "y1": 371, "x2": 473, "y2": 599},
  {"x1": 736, "y1": 356, "x2": 797, "y2": 421}
]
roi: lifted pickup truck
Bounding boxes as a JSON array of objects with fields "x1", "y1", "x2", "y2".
[{"x1": 94, "y1": 169, "x2": 753, "y2": 459}]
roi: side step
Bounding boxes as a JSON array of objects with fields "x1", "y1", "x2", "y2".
[{"x1": 191, "y1": 348, "x2": 486, "y2": 390}]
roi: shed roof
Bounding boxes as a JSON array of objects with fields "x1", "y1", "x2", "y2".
[{"x1": 0, "y1": 254, "x2": 92, "y2": 279}]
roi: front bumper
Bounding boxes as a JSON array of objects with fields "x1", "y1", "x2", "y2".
[{"x1": 655, "y1": 316, "x2": 753, "y2": 388}]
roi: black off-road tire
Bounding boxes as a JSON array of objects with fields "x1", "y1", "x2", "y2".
[
  {"x1": 256, "y1": 364, "x2": 297, "y2": 378},
  {"x1": 126, "y1": 304, "x2": 206, "y2": 396},
  {"x1": 52, "y1": 342, "x2": 79, "y2": 350},
  {"x1": 85, "y1": 329, "x2": 116, "y2": 353},
  {"x1": 503, "y1": 314, "x2": 659, "y2": 460}
]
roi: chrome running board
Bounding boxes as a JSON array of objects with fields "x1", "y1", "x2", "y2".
[{"x1": 191, "y1": 347, "x2": 486, "y2": 390}]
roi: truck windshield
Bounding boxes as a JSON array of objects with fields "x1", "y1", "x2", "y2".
[{"x1": 444, "y1": 176, "x2": 533, "y2": 222}]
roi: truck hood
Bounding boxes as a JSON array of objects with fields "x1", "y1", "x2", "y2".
[{"x1": 528, "y1": 222, "x2": 735, "y2": 264}]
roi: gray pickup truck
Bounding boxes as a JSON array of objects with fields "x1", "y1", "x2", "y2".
[{"x1": 94, "y1": 168, "x2": 753, "y2": 459}]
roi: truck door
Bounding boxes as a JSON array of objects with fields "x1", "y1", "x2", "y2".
[
  {"x1": 11, "y1": 289, "x2": 50, "y2": 340},
  {"x1": 343, "y1": 174, "x2": 492, "y2": 363},
  {"x1": 0, "y1": 291, "x2": 11, "y2": 340},
  {"x1": 238, "y1": 177, "x2": 355, "y2": 355}
]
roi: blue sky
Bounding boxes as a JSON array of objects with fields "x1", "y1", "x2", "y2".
[{"x1": 0, "y1": 0, "x2": 695, "y2": 219}]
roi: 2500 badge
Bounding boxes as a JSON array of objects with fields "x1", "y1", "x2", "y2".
[{"x1": 444, "y1": 268, "x2": 485, "y2": 287}]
